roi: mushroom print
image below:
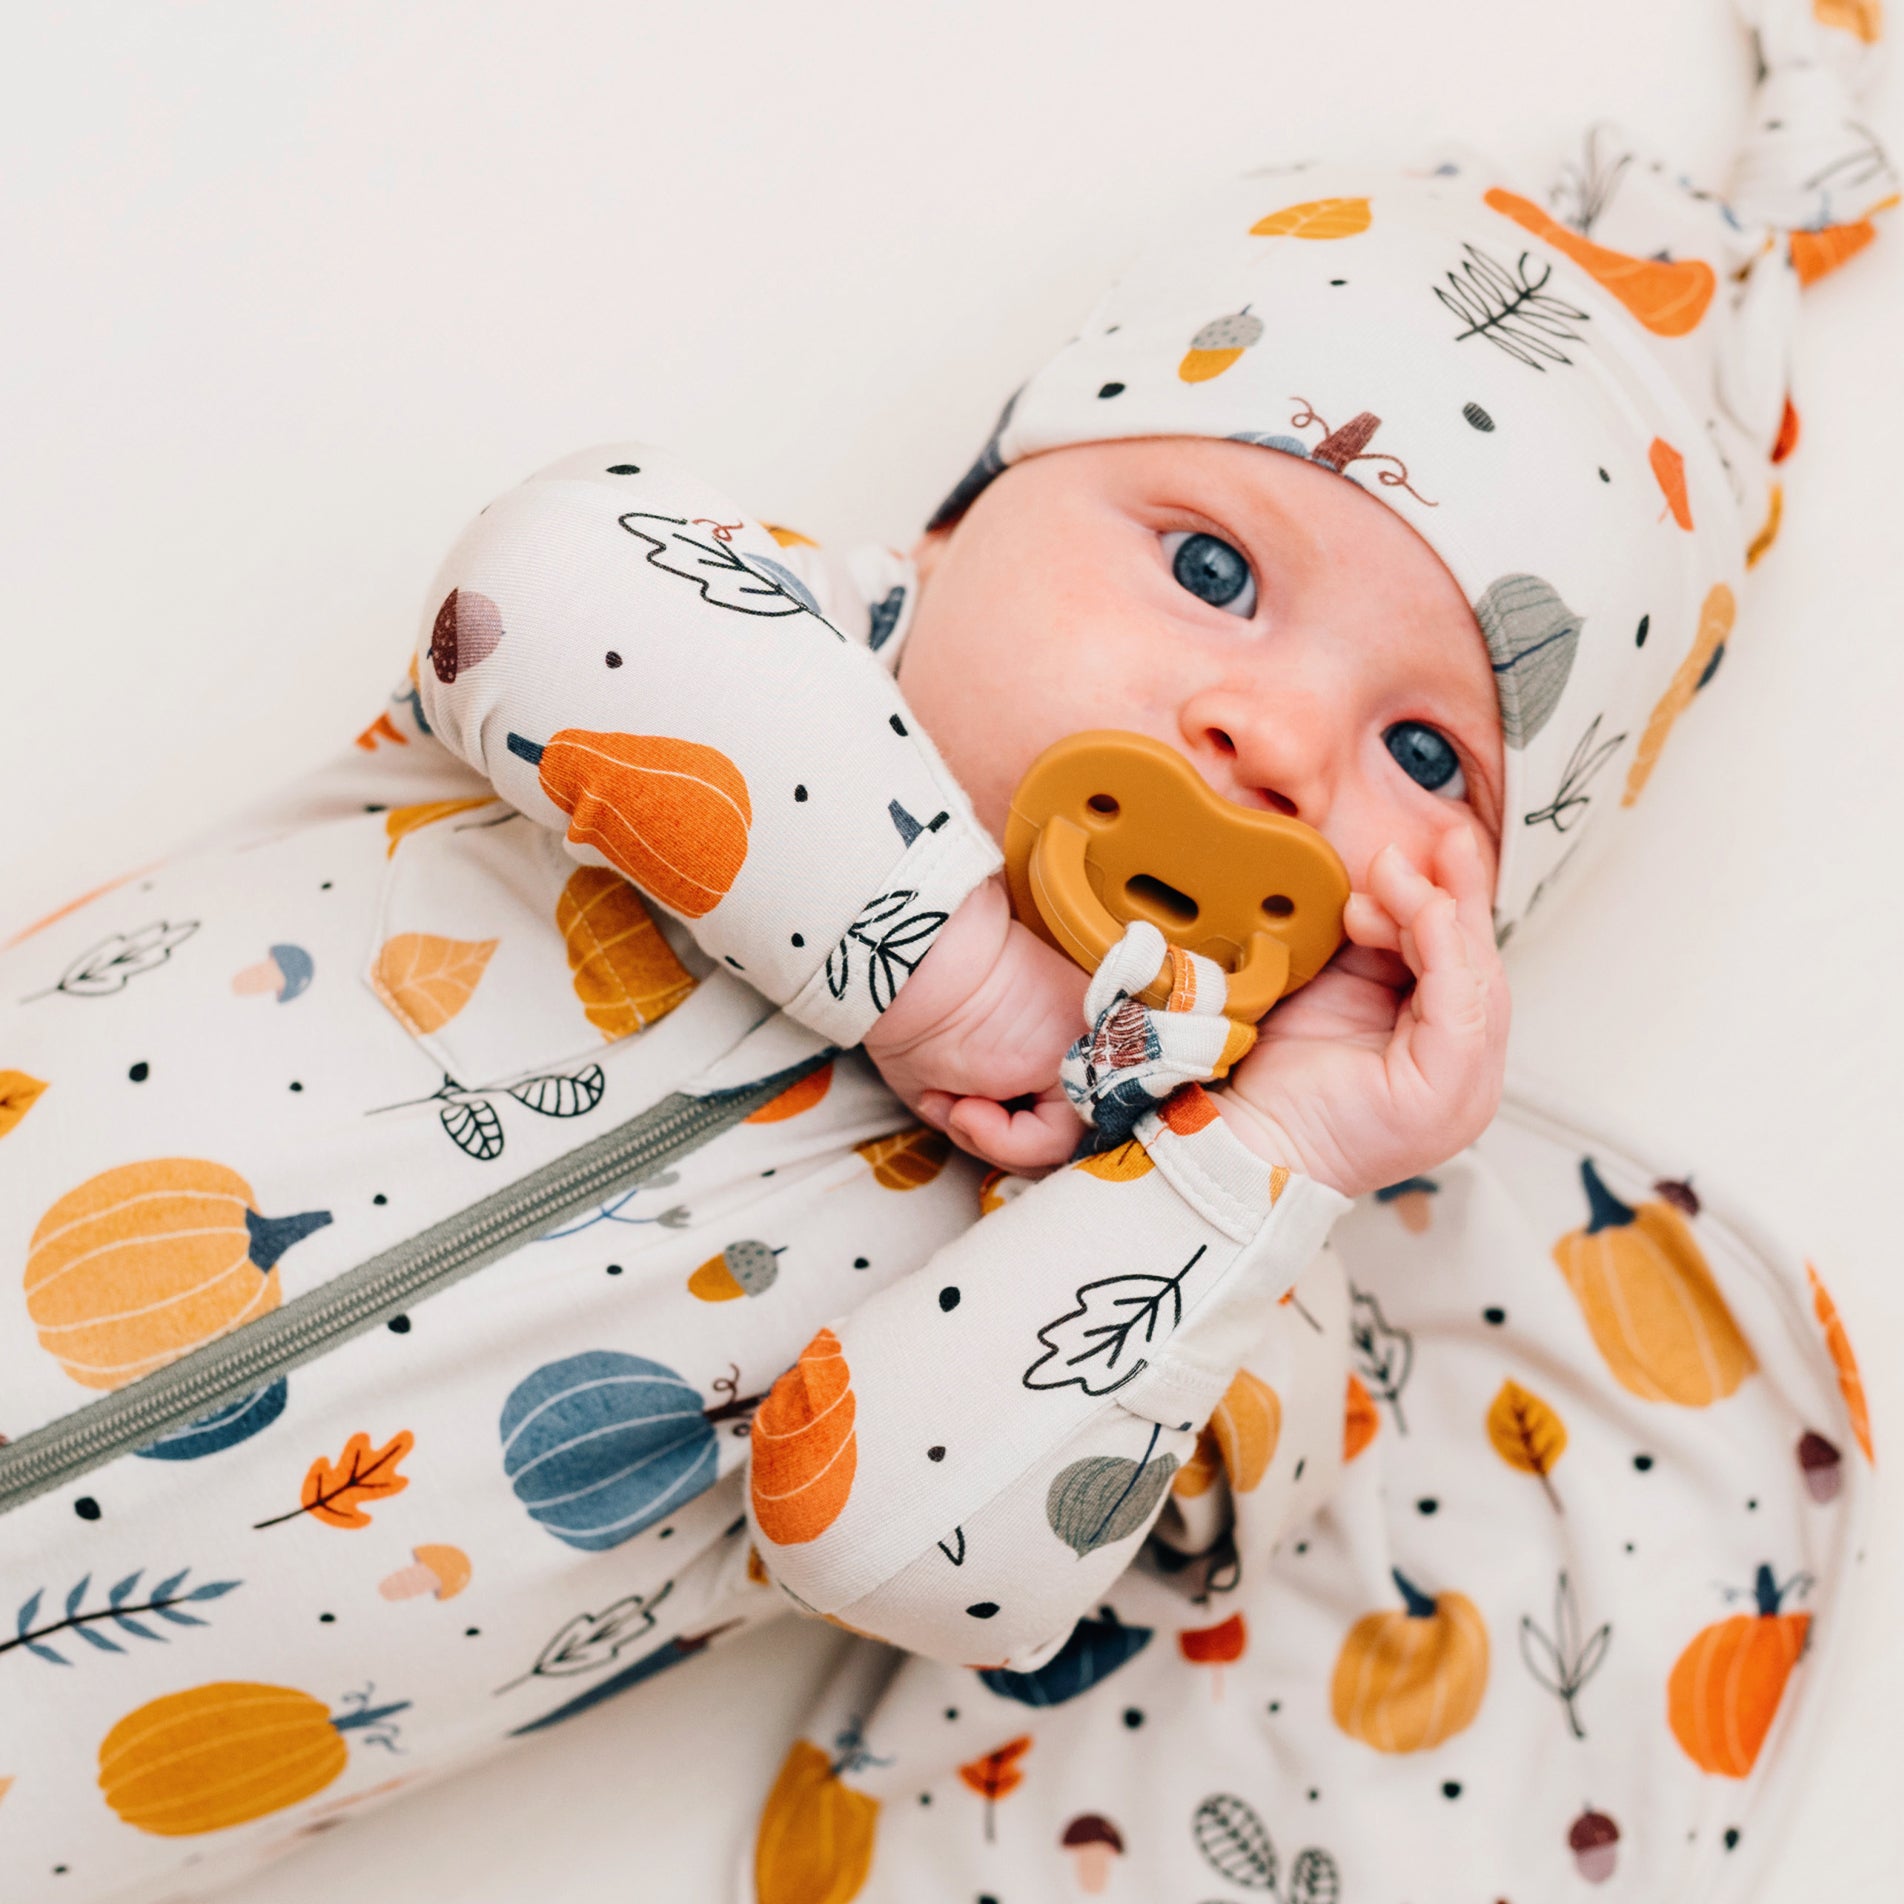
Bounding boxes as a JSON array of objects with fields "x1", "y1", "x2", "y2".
[
  {"x1": 1550, "y1": 1158, "x2": 1756, "y2": 1406},
  {"x1": 1667, "y1": 1564, "x2": 1810, "y2": 1778},
  {"x1": 377, "y1": 1545, "x2": 472, "y2": 1602},
  {"x1": 1331, "y1": 1569, "x2": 1489, "y2": 1753},
  {"x1": 97, "y1": 1682, "x2": 409, "y2": 1835},
  {"x1": 230, "y1": 943, "x2": 315, "y2": 1003},
  {"x1": 1060, "y1": 1814, "x2": 1125, "y2": 1894},
  {"x1": 505, "y1": 729, "x2": 751, "y2": 918}
]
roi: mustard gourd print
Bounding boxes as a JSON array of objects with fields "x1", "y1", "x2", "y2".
[
  {"x1": 1210, "y1": 1369, "x2": 1280, "y2": 1493},
  {"x1": 1666, "y1": 1565, "x2": 1811, "y2": 1778},
  {"x1": 1331, "y1": 1569, "x2": 1489, "y2": 1753},
  {"x1": 1622, "y1": 581, "x2": 1735, "y2": 807},
  {"x1": 97, "y1": 1682, "x2": 410, "y2": 1836},
  {"x1": 25, "y1": 1160, "x2": 332, "y2": 1390},
  {"x1": 556, "y1": 866, "x2": 696, "y2": 1040},
  {"x1": 1551, "y1": 1158, "x2": 1756, "y2": 1406},
  {"x1": 752, "y1": 1328, "x2": 858, "y2": 1545},
  {"x1": 753, "y1": 1738, "x2": 880, "y2": 1904},
  {"x1": 506, "y1": 728, "x2": 752, "y2": 919}
]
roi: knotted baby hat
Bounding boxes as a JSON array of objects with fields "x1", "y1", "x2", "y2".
[{"x1": 924, "y1": 0, "x2": 1897, "y2": 952}]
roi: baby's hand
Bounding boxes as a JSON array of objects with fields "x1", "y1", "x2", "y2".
[
  {"x1": 861, "y1": 876, "x2": 1091, "y2": 1176},
  {"x1": 1217, "y1": 826, "x2": 1510, "y2": 1201}
]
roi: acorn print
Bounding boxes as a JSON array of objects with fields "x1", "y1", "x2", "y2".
[
  {"x1": 230, "y1": 943, "x2": 315, "y2": 1003},
  {"x1": 1472, "y1": 574, "x2": 1583, "y2": 749},
  {"x1": 1797, "y1": 1431, "x2": 1843, "y2": 1504},
  {"x1": 754, "y1": 1738, "x2": 880, "y2": 1904},
  {"x1": 1622, "y1": 582, "x2": 1735, "y2": 807},
  {"x1": 428, "y1": 587, "x2": 505, "y2": 683},
  {"x1": 506, "y1": 729, "x2": 751, "y2": 918},
  {"x1": 1569, "y1": 1809, "x2": 1620, "y2": 1884},
  {"x1": 1551, "y1": 1156, "x2": 1756, "y2": 1406},
  {"x1": 1179, "y1": 309, "x2": 1264, "y2": 383},
  {"x1": 26, "y1": 1161, "x2": 332, "y2": 1393},
  {"x1": 689, "y1": 1239, "x2": 782, "y2": 1302},
  {"x1": 378, "y1": 1545, "x2": 472, "y2": 1602},
  {"x1": 98, "y1": 1682, "x2": 409, "y2": 1835},
  {"x1": 557, "y1": 867, "x2": 696, "y2": 1040},
  {"x1": 1331, "y1": 1569, "x2": 1489, "y2": 1753},
  {"x1": 752, "y1": 1328, "x2": 858, "y2": 1545},
  {"x1": 1060, "y1": 1814, "x2": 1125, "y2": 1893},
  {"x1": 1667, "y1": 1565, "x2": 1810, "y2": 1777}
]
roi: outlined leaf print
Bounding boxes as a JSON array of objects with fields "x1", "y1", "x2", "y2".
[
  {"x1": 825, "y1": 888, "x2": 950, "y2": 1015},
  {"x1": 1023, "y1": 1245, "x2": 1205, "y2": 1397},
  {"x1": 1347, "y1": 1283, "x2": 1413, "y2": 1432},
  {"x1": 506, "y1": 1064, "x2": 607, "y2": 1118},
  {"x1": 253, "y1": 1429, "x2": 414, "y2": 1530},
  {"x1": 958, "y1": 1735, "x2": 1031, "y2": 1843},
  {"x1": 494, "y1": 1581, "x2": 676, "y2": 1692},
  {"x1": 509, "y1": 1621, "x2": 745, "y2": 1736},
  {"x1": 617, "y1": 511, "x2": 828, "y2": 621},
  {"x1": 371, "y1": 1066, "x2": 608, "y2": 1164},
  {"x1": 23, "y1": 920, "x2": 200, "y2": 1002},
  {"x1": 1526, "y1": 712, "x2": 1628, "y2": 834},
  {"x1": 853, "y1": 1124, "x2": 952, "y2": 1191},
  {"x1": 1487, "y1": 1378, "x2": 1568, "y2": 1510},
  {"x1": 1435, "y1": 240, "x2": 1591, "y2": 369},
  {"x1": 4, "y1": 1570, "x2": 241, "y2": 1668},
  {"x1": 370, "y1": 933, "x2": 498, "y2": 1035},
  {"x1": 1519, "y1": 1570, "x2": 1612, "y2": 1740},
  {"x1": 1249, "y1": 195, "x2": 1372, "y2": 239},
  {"x1": 442, "y1": 1094, "x2": 505, "y2": 1161},
  {"x1": 0, "y1": 1070, "x2": 47, "y2": 1141},
  {"x1": 556, "y1": 867, "x2": 696, "y2": 1040},
  {"x1": 1193, "y1": 1791, "x2": 1340, "y2": 1898}
]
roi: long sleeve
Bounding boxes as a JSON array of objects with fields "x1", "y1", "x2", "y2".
[
  {"x1": 747, "y1": 1080, "x2": 1351, "y2": 1671},
  {"x1": 411, "y1": 442, "x2": 1002, "y2": 1047}
]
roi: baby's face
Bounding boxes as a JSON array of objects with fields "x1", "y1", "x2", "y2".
[{"x1": 897, "y1": 436, "x2": 1504, "y2": 909}]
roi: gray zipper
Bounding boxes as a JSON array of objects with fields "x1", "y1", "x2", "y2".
[{"x1": 0, "y1": 1052, "x2": 836, "y2": 1519}]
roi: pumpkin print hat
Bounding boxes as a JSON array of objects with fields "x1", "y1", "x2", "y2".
[{"x1": 922, "y1": 0, "x2": 1896, "y2": 952}]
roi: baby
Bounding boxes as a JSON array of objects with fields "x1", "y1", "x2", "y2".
[{"x1": 0, "y1": 0, "x2": 1890, "y2": 1899}]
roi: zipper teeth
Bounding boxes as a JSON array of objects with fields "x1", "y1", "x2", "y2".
[{"x1": 0, "y1": 1055, "x2": 832, "y2": 1516}]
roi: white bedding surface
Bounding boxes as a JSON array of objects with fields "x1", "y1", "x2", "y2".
[{"x1": 2, "y1": 3, "x2": 1898, "y2": 1898}]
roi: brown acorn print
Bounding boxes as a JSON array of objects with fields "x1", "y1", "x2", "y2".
[
  {"x1": 429, "y1": 589, "x2": 505, "y2": 683},
  {"x1": 1569, "y1": 1809, "x2": 1619, "y2": 1884},
  {"x1": 1798, "y1": 1430, "x2": 1843, "y2": 1503}
]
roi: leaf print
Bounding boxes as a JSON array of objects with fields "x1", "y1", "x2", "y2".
[
  {"x1": 743, "y1": 1060, "x2": 833, "y2": 1124},
  {"x1": 370, "y1": 933, "x2": 498, "y2": 1035},
  {"x1": 1192, "y1": 1792, "x2": 1277, "y2": 1889},
  {"x1": 3, "y1": 1569, "x2": 241, "y2": 1668},
  {"x1": 253, "y1": 1428, "x2": 415, "y2": 1530},
  {"x1": 1650, "y1": 437, "x2": 1693, "y2": 529},
  {"x1": 440, "y1": 1094, "x2": 505, "y2": 1161},
  {"x1": 1519, "y1": 1569, "x2": 1612, "y2": 1740},
  {"x1": 493, "y1": 1581, "x2": 677, "y2": 1693},
  {"x1": 825, "y1": 887, "x2": 950, "y2": 1015},
  {"x1": 383, "y1": 798, "x2": 493, "y2": 855},
  {"x1": 1483, "y1": 186, "x2": 1716, "y2": 335},
  {"x1": 1473, "y1": 574, "x2": 1584, "y2": 750},
  {"x1": 510, "y1": 1621, "x2": 745, "y2": 1736},
  {"x1": 1526, "y1": 711, "x2": 1628, "y2": 834},
  {"x1": 1348, "y1": 1282, "x2": 1413, "y2": 1433},
  {"x1": 853, "y1": 1124, "x2": 952, "y2": 1190},
  {"x1": 1434, "y1": 240, "x2": 1591, "y2": 370},
  {"x1": 1249, "y1": 195, "x2": 1372, "y2": 239},
  {"x1": 1046, "y1": 1427, "x2": 1180, "y2": 1556},
  {"x1": 1487, "y1": 1378, "x2": 1568, "y2": 1510},
  {"x1": 0, "y1": 1070, "x2": 47, "y2": 1141},
  {"x1": 556, "y1": 867, "x2": 696, "y2": 1040},
  {"x1": 618, "y1": 512, "x2": 829, "y2": 622},
  {"x1": 23, "y1": 919, "x2": 200, "y2": 1002},
  {"x1": 1023, "y1": 1245, "x2": 1205, "y2": 1397},
  {"x1": 958, "y1": 1736, "x2": 1031, "y2": 1843},
  {"x1": 355, "y1": 709, "x2": 409, "y2": 750},
  {"x1": 506, "y1": 1064, "x2": 607, "y2": 1118}
]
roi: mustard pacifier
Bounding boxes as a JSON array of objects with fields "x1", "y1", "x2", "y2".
[{"x1": 1002, "y1": 730, "x2": 1350, "y2": 1022}]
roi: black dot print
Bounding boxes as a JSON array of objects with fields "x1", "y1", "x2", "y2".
[
  {"x1": 793, "y1": 785, "x2": 808, "y2": 802},
  {"x1": 790, "y1": 933, "x2": 804, "y2": 948},
  {"x1": 1097, "y1": 381, "x2": 1126, "y2": 399},
  {"x1": 965, "y1": 1602, "x2": 1000, "y2": 1620},
  {"x1": 1293, "y1": 1458, "x2": 1305, "y2": 1482},
  {"x1": 607, "y1": 464, "x2": 642, "y2": 475},
  {"x1": 658, "y1": 1527, "x2": 674, "y2": 1539},
  {"x1": 127, "y1": 1062, "x2": 149, "y2": 1083},
  {"x1": 1267, "y1": 1700, "x2": 1281, "y2": 1714},
  {"x1": 938, "y1": 1286, "x2": 961, "y2": 1312},
  {"x1": 288, "y1": 1081, "x2": 303, "y2": 1093},
  {"x1": 1294, "y1": 1540, "x2": 1309, "y2": 1555},
  {"x1": 762, "y1": 1168, "x2": 775, "y2": 1177},
  {"x1": 53, "y1": 1866, "x2": 69, "y2": 1875},
  {"x1": 918, "y1": 1792, "x2": 931, "y2": 1805},
  {"x1": 1746, "y1": 1498, "x2": 1759, "y2": 1511},
  {"x1": 320, "y1": 881, "x2": 333, "y2": 891},
  {"x1": 319, "y1": 1612, "x2": 336, "y2": 1624},
  {"x1": 373, "y1": 1193, "x2": 388, "y2": 1206},
  {"x1": 1417, "y1": 1498, "x2": 1439, "y2": 1516},
  {"x1": 1442, "y1": 1781, "x2": 1462, "y2": 1800},
  {"x1": 1598, "y1": 467, "x2": 1611, "y2": 483},
  {"x1": 74, "y1": 1497, "x2": 101, "y2": 1521},
  {"x1": 927, "y1": 1446, "x2": 946, "y2": 1462},
  {"x1": 1329, "y1": 278, "x2": 1347, "y2": 286},
  {"x1": 1483, "y1": 1306, "x2": 1507, "y2": 1325},
  {"x1": 1307, "y1": 1788, "x2": 1320, "y2": 1801},
  {"x1": 466, "y1": 1626, "x2": 481, "y2": 1637},
  {"x1": 1625, "y1": 1541, "x2": 1636, "y2": 1553},
  {"x1": 1724, "y1": 1827, "x2": 1741, "y2": 1851},
  {"x1": 853, "y1": 1256, "x2": 870, "y2": 1269},
  {"x1": 889, "y1": 714, "x2": 908, "y2": 737},
  {"x1": 944, "y1": 1707, "x2": 959, "y2": 1720},
  {"x1": 979, "y1": 1895, "x2": 1000, "y2": 1904},
  {"x1": 1635, "y1": 614, "x2": 1651, "y2": 647},
  {"x1": 606, "y1": 1263, "x2": 623, "y2": 1277},
  {"x1": 724, "y1": 955, "x2": 745, "y2": 970},
  {"x1": 387, "y1": 1315, "x2": 411, "y2": 1335},
  {"x1": 605, "y1": 651, "x2": 624, "y2": 669},
  {"x1": 1122, "y1": 1707, "x2": 1144, "y2": 1728},
  {"x1": 1634, "y1": 1453, "x2": 1655, "y2": 1472}
]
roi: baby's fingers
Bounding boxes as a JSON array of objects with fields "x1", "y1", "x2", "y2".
[{"x1": 946, "y1": 1090, "x2": 1084, "y2": 1176}]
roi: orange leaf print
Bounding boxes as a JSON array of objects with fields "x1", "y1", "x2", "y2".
[
  {"x1": 958, "y1": 1736, "x2": 1031, "y2": 1843},
  {"x1": 1649, "y1": 438, "x2": 1693, "y2": 530},
  {"x1": 1771, "y1": 395, "x2": 1801, "y2": 464},
  {"x1": 370, "y1": 934, "x2": 498, "y2": 1036},
  {"x1": 751, "y1": 1329, "x2": 857, "y2": 1544},
  {"x1": 1808, "y1": 1262, "x2": 1874, "y2": 1463},
  {"x1": 1790, "y1": 217, "x2": 1884, "y2": 287},
  {"x1": 515, "y1": 729, "x2": 751, "y2": 919},
  {"x1": 1073, "y1": 1138, "x2": 1155, "y2": 1183},
  {"x1": 1484, "y1": 186, "x2": 1715, "y2": 335},
  {"x1": 1249, "y1": 196, "x2": 1372, "y2": 240},
  {"x1": 254, "y1": 1429, "x2": 415, "y2": 1530},
  {"x1": 556, "y1": 867, "x2": 696, "y2": 1041},
  {"x1": 354, "y1": 710, "x2": 408, "y2": 751},
  {"x1": 762, "y1": 523, "x2": 820, "y2": 548},
  {"x1": 854, "y1": 1126, "x2": 951, "y2": 1191},
  {"x1": 745, "y1": 1061, "x2": 834, "y2": 1124},
  {"x1": 1343, "y1": 1372, "x2": 1380, "y2": 1462},
  {"x1": 0, "y1": 1070, "x2": 47, "y2": 1142},
  {"x1": 1486, "y1": 1378, "x2": 1568, "y2": 1511},
  {"x1": 383, "y1": 799, "x2": 492, "y2": 856}
]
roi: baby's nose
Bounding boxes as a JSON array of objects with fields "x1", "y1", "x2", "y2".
[{"x1": 1200, "y1": 723, "x2": 1310, "y2": 820}]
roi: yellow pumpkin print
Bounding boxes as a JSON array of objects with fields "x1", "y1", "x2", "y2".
[
  {"x1": 1332, "y1": 1569, "x2": 1489, "y2": 1753},
  {"x1": 556, "y1": 867, "x2": 696, "y2": 1040},
  {"x1": 98, "y1": 1682, "x2": 409, "y2": 1836},
  {"x1": 1210, "y1": 1369, "x2": 1281, "y2": 1493},
  {"x1": 754, "y1": 1738, "x2": 880, "y2": 1904},
  {"x1": 1551, "y1": 1158, "x2": 1756, "y2": 1406},
  {"x1": 26, "y1": 1161, "x2": 332, "y2": 1390}
]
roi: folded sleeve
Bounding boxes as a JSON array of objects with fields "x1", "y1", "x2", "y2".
[
  {"x1": 746, "y1": 1082, "x2": 1352, "y2": 1670},
  {"x1": 412, "y1": 442, "x2": 1003, "y2": 1047}
]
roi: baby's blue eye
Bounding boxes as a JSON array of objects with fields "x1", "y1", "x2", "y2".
[
  {"x1": 1161, "y1": 530, "x2": 1257, "y2": 618},
  {"x1": 1384, "y1": 721, "x2": 1469, "y2": 801}
]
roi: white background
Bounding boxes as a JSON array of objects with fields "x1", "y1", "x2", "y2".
[{"x1": 2, "y1": 2, "x2": 1899, "y2": 1898}]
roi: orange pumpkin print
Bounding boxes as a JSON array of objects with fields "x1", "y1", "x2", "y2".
[
  {"x1": 752, "y1": 1328, "x2": 858, "y2": 1545},
  {"x1": 1332, "y1": 1569, "x2": 1489, "y2": 1753},
  {"x1": 507, "y1": 728, "x2": 751, "y2": 919},
  {"x1": 1210, "y1": 1369, "x2": 1281, "y2": 1493},
  {"x1": 1343, "y1": 1373, "x2": 1380, "y2": 1463},
  {"x1": 1807, "y1": 1262, "x2": 1874, "y2": 1463},
  {"x1": 1813, "y1": 0, "x2": 1883, "y2": 44},
  {"x1": 1623, "y1": 583, "x2": 1736, "y2": 807},
  {"x1": 1667, "y1": 1566, "x2": 1810, "y2": 1778},
  {"x1": 556, "y1": 867, "x2": 696, "y2": 1040},
  {"x1": 1483, "y1": 186, "x2": 1716, "y2": 335},
  {"x1": 369, "y1": 933, "x2": 498, "y2": 1036},
  {"x1": 98, "y1": 1682, "x2": 410, "y2": 1836},
  {"x1": 1160, "y1": 1082, "x2": 1219, "y2": 1136},
  {"x1": 745, "y1": 1061, "x2": 834, "y2": 1123},
  {"x1": 26, "y1": 1161, "x2": 332, "y2": 1390}
]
